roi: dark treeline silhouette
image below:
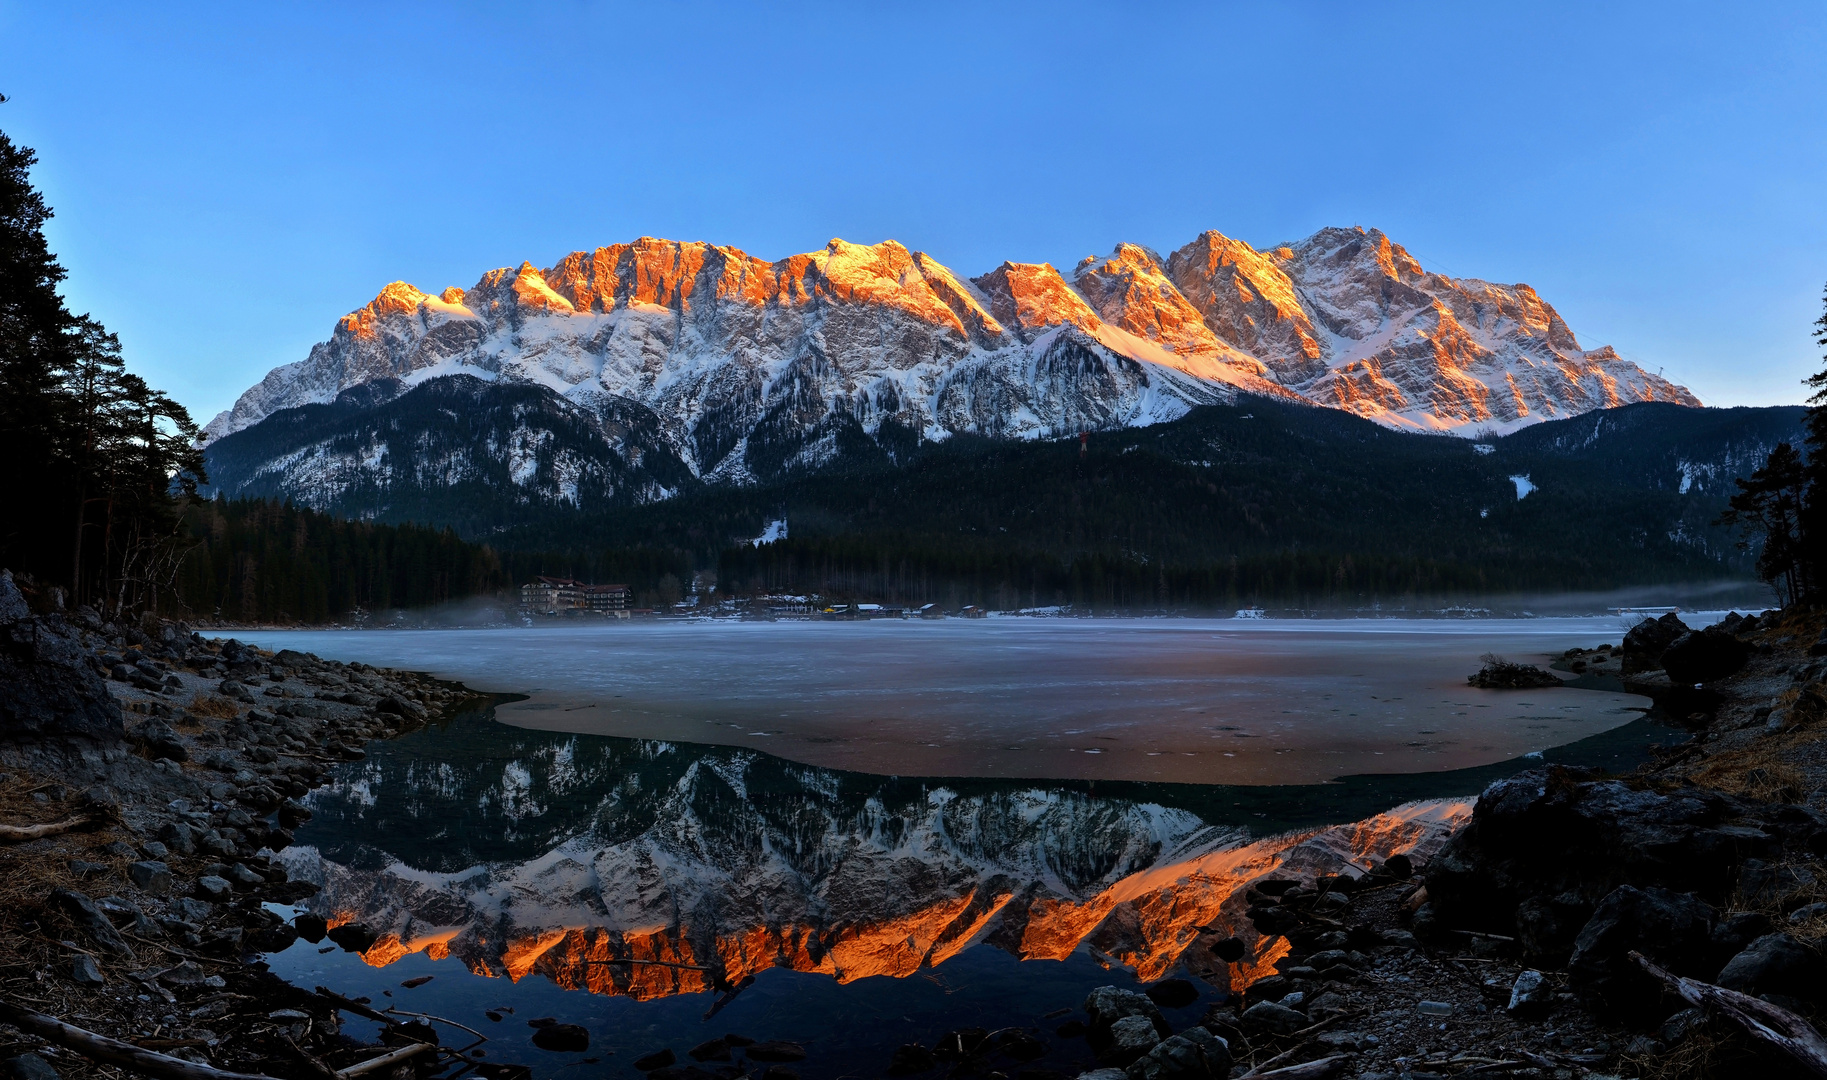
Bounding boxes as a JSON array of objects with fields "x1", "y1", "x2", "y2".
[
  {"x1": 170, "y1": 497, "x2": 695, "y2": 624},
  {"x1": 173, "y1": 498, "x2": 503, "y2": 623},
  {"x1": 718, "y1": 536, "x2": 1691, "y2": 612},
  {"x1": 0, "y1": 128, "x2": 204, "y2": 614}
]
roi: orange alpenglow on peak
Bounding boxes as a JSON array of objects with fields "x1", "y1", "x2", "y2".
[{"x1": 206, "y1": 224, "x2": 1700, "y2": 455}]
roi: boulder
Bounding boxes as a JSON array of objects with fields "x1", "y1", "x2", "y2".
[
  {"x1": 0, "y1": 1054, "x2": 59, "y2": 1080},
  {"x1": 1102, "y1": 1016, "x2": 1160, "y2": 1065},
  {"x1": 49, "y1": 889, "x2": 131, "y2": 956},
  {"x1": 70, "y1": 954, "x2": 105, "y2": 986},
  {"x1": 1507, "y1": 970, "x2": 1552, "y2": 1016},
  {"x1": 1143, "y1": 978, "x2": 1200, "y2": 1009},
  {"x1": 687, "y1": 1039, "x2": 730, "y2": 1062},
  {"x1": 159, "y1": 821, "x2": 198, "y2": 856},
  {"x1": 744, "y1": 1042, "x2": 806, "y2": 1063},
  {"x1": 1716, "y1": 933, "x2": 1827, "y2": 1000},
  {"x1": 247, "y1": 924, "x2": 299, "y2": 953},
  {"x1": 1425, "y1": 767, "x2": 1814, "y2": 940},
  {"x1": 1084, "y1": 986, "x2": 1171, "y2": 1051},
  {"x1": 293, "y1": 912, "x2": 329, "y2": 942},
  {"x1": 1239, "y1": 1001, "x2": 1308, "y2": 1037},
  {"x1": 1514, "y1": 892, "x2": 1593, "y2": 965},
  {"x1": 1623, "y1": 613, "x2": 1690, "y2": 672},
  {"x1": 1125, "y1": 1026, "x2": 1230, "y2": 1080},
  {"x1": 1568, "y1": 885, "x2": 1719, "y2": 1018},
  {"x1": 632, "y1": 1049, "x2": 676, "y2": 1071},
  {"x1": 530, "y1": 1023, "x2": 590, "y2": 1053},
  {"x1": 327, "y1": 921, "x2": 378, "y2": 954},
  {"x1": 1662, "y1": 629, "x2": 1751, "y2": 685},
  {"x1": 0, "y1": 584, "x2": 124, "y2": 742}
]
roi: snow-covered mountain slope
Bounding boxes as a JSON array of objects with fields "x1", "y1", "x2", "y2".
[{"x1": 207, "y1": 227, "x2": 1697, "y2": 491}]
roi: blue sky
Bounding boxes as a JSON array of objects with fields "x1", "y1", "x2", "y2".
[{"x1": 2, "y1": 2, "x2": 1823, "y2": 422}]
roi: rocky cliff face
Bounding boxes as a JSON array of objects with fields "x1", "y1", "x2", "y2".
[{"x1": 206, "y1": 227, "x2": 1695, "y2": 502}]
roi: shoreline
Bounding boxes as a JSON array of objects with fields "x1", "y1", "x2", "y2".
[
  {"x1": 0, "y1": 572, "x2": 528, "y2": 1080},
  {"x1": 5, "y1": 567, "x2": 1826, "y2": 1079}
]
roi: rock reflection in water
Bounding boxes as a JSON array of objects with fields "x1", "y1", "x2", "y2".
[{"x1": 279, "y1": 702, "x2": 1466, "y2": 1001}]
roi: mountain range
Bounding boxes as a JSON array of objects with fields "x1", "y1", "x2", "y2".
[{"x1": 203, "y1": 226, "x2": 1696, "y2": 503}]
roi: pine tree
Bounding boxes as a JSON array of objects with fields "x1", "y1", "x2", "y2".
[
  {"x1": 0, "y1": 124, "x2": 207, "y2": 611},
  {"x1": 1719, "y1": 442, "x2": 1812, "y2": 606},
  {"x1": 1805, "y1": 282, "x2": 1827, "y2": 603}
]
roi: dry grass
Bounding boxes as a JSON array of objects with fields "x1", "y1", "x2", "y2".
[
  {"x1": 1685, "y1": 731, "x2": 1813, "y2": 803},
  {"x1": 186, "y1": 693, "x2": 240, "y2": 720},
  {"x1": 0, "y1": 770, "x2": 137, "y2": 956},
  {"x1": 1620, "y1": 1029, "x2": 1726, "y2": 1080}
]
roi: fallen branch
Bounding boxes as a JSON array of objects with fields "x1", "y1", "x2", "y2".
[
  {"x1": 335, "y1": 1042, "x2": 434, "y2": 1079},
  {"x1": 0, "y1": 815, "x2": 92, "y2": 842},
  {"x1": 1246, "y1": 1055, "x2": 1352, "y2": 1080},
  {"x1": 277, "y1": 1034, "x2": 340, "y2": 1080},
  {"x1": 383, "y1": 1007, "x2": 487, "y2": 1043},
  {"x1": 314, "y1": 987, "x2": 391, "y2": 1025},
  {"x1": 1631, "y1": 951, "x2": 1827, "y2": 1078},
  {"x1": 0, "y1": 998, "x2": 277, "y2": 1080},
  {"x1": 1242, "y1": 1011, "x2": 1368, "y2": 1076}
]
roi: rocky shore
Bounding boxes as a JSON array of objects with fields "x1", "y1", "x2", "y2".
[
  {"x1": 0, "y1": 571, "x2": 506, "y2": 1080},
  {"x1": 4, "y1": 574, "x2": 1827, "y2": 1080}
]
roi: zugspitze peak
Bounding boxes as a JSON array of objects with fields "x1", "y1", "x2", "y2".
[{"x1": 208, "y1": 225, "x2": 1697, "y2": 487}]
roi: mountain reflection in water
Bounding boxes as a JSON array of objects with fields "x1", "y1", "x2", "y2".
[{"x1": 279, "y1": 700, "x2": 1475, "y2": 1003}]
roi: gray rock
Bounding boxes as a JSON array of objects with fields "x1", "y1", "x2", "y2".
[
  {"x1": 228, "y1": 863, "x2": 264, "y2": 887},
  {"x1": 127, "y1": 861, "x2": 172, "y2": 896},
  {"x1": 157, "y1": 961, "x2": 206, "y2": 987},
  {"x1": 195, "y1": 875, "x2": 233, "y2": 900},
  {"x1": 1567, "y1": 885, "x2": 1718, "y2": 1017},
  {"x1": 1789, "y1": 903, "x2": 1827, "y2": 924},
  {"x1": 0, "y1": 571, "x2": 30, "y2": 623},
  {"x1": 48, "y1": 889, "x2": 131, "y2": 956},
  {"x1": 159, "y1": 821, "x2": 197, "y2": 856},
  {"x1": 1240, "y1": 1000, "x2": 1308, "y2": 1036},
  {"x1": 0, "y1": 608, "x2": 124, "y2": 742},
  {"x1": 67, "y1": 860, "x2": 109, "y2": 879},
  {"x1": 1717, "y1": 933, "x2": 1827, "y2": 999},
  {"x1": 1508, "y1": 969, "x2": 1552, "y2": 1015},
  {"x1": 1084, "y1": 985, "x2": 1169, "y2": 1038},
  {"x1": 1125, "y1": 1026, "x2": 1230, "y2": 1080},
  {"x1": 139, "y1": 840, "x2": 169, "y2": 860},
  {"x1": 1, "y1": 1053, "x2": 60, "y2": 1080},
  {"x1": 1104, "y1": 1015, "x2": 1160, "y2": 1064},
  {"x1": 1659, "y1": 1007, "x2": 1710, "y2": 1045},
  {"x1": 1076, "y1": 1072, "x2": 1127, "y2": 1080},
  {"x1": 70, "y1": 954, "x2": 105, "y2": 986},
  {"x1": 172, "y1": 897, "x2": 214, "y2": 921}
]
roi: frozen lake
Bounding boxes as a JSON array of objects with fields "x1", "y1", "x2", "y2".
[{"x1": 232, "y1": 615, "x2": 1675, "y2": 785}]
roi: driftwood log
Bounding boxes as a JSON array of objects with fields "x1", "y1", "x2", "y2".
[
  {"x1": 0, "y1": 998, "x2": 278, "y2": 1080},
  {"x1": 331, "y1": 1042, "x2": 434, "y2": 1079},
  {"x1": 1246, "y1": 1055, "x2": 1352, "y2": 1079},
  {"x1": 1631, "y1": 950, "x2": 1827, "y2": 1078},
  {"x1": 2, "y1": 997, "x2": 441, "y2": 1080},
  {"x1": 0, "y1": 814, "x2": 92, "y2": 842}
]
